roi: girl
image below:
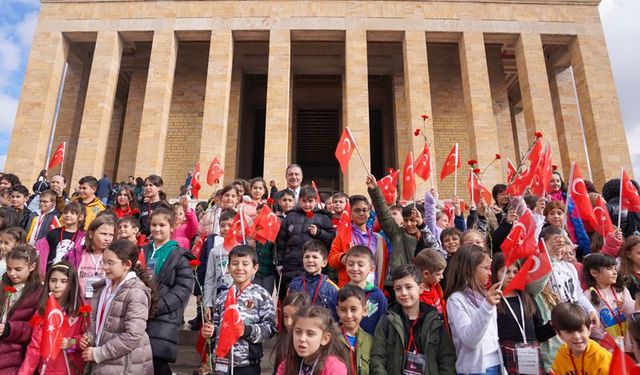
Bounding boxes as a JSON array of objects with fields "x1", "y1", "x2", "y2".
[
  {"x1": 543, "y1": 201, "x2": 566, "y2": 232},
  {"x1": 0, "y1": 245, "x2": 44, "y2": 373},
  {"x1": 239, "y1": 177, "x2": 268, "y2": 220},
  {"x1": 0, "y1": 227, "x2": 26, "y2": 277},
  {"x1": 113, "y1": 185, "x2": 140, "y2": 220},
  {"x1": 491, "y1": 253, "x2": 555, "y2": 374},
  {"x1": 619, "y1": 235, "x2": 640, "y2": 300},
  {"x1": 171, "y1": 198, "x2": 198, "y2": 249},
  {"x1": 583, "y1": 253, "x2": 636, "y2": 355},
  {"x1": 143, "y1": 207, "x2": 193, "y2": 374},
  {"x1": 444, "y1": 244, "x2": 504, "y2": 375},
  {"x1": 277, "y1": 305, "x2": 348, "y2": 375},
  {"x1": 35, "y1": 202, "x2": 86, "y2": 275},
  {"x1": 139, "y1": 175, "x2": 168, "y2": 237},
  {"x1": 548, "y1": 171, "x2": 567, "y2": 203},
  {"x1": 460, "y1": 229, "x2": 487, "y2": 250},
  {"x1": 441, "y1": 227, "x2": 462, "y2": 259},
  {"x1": 0, "y1": 207, "x2": 21, "y2": 231},
  {"x1": 19, "y1": 261, "x2": 85, "y2": 375},
  {"x1": 66, "y1": 216, "x2": 115, "y2": 301},
  {"x1": 79, "y1": 239, "x2": 154, "y2": 374},
  {"x1": 198, "y1": 185, "x2": 238, "y2": 237},
  {"x1": 232, "y1": 179, "x2": 248, "y2": 202},
  {"x1": 272, "y1": 291, "x2": 311, "y2": 373}
]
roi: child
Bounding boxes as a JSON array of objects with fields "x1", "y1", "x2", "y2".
[
  {"x1": 414, "y1": 248, "x2": 446, "y2": 316},
  {"x1": 276, "y1": 305, "x2": 348, "y2": 375},
  {"x1": 288, "y1": 240, "x2": 339, "y2": 318},
  {"x1": 551, "y1": 302, "x2": 612, "y2": 375},
  {"x1": 440, "y1": 227, "x2": 462, "y2": 259},
  {"x1": 619, "y1": 235, "x2": 640, "y2": 299},
  {"x1": 113, "y1": 185, "x2": 140, "y2": 219},
  {"x1": 35, "y1": 202, "x2": 86, "y2": 275},
  {"x1": 10, "y1": 184, "x2": 36, "y2": 231},
  {"x1": 276, "y1": 185, "x2": 335, "y2": 296},
  {"x1": 583, "y1": 253, "x2": 635, "y2": 353},
  {"x1": 117, "y1": 215, "x2": 143, "y2": 245},
  {"x1": 0, "y1": 206, "x2": 21, "y2": 230},
  {"x1": 371, "y1": 264, "x2": 456, "y2": 374},
  {"x1": 171, "y1": 197, "x2": 198, "y2": 249},
  {"x1": 0, "y1": 245, "x2": 44, "y2": 373},
  {"x1": 445, "y1": 244, "x2": 503, "y2": 374},
  {"x1": 344, "y1": 246, "x2": 387, "y2": 335},
  {"x1": 19, "y1": 261, "x2": 85, "y2": 374},
  {"x1": 272, "y1": 291, "x2": 310, "y2": 371},
  {"x1": 336, "y1": 285, "x2": 372, "y2": 375},
  {"x1": 79, "y1": 239, "x2": 154, "y2": 374},
  {"x1": 74, "y1": 176, "x2": 106, "y2": 230},
  {"x1": 0, "y1": 227, "x2": 26, "y2": 277},
  {"x1": 66, "y1": 216, "x2": 115, "y2": 300},
  {"x1": 276, "y1": 189, "x2": 295, "y2": 217},
  {"x1": 202, "y1": 245, "x2": 276, "y2": 374},
  {"x1": 26, "y1": 189, "x2": 60, "y2": 245},
  {"x1": 143, "y1": 207, "x2": 194, "y2": 374},
  {"x1": 203, "y1": 209, "x2": 236, "y2": 320},
  {"x1": 198, "y1": 185, "x2": 238, "y2": 237},
  {"x1": 331, "y1": 192, "x2": 349, "y2": 228},
  {"x1": 139, "y1": 175, "x2": 169, "y2": 237},
  {"x1": 239, "y1": 177, "x2": 268, "y2": 220},
  {"x1": 329, "y1": 195, "x2": 386, "y2": 288}
]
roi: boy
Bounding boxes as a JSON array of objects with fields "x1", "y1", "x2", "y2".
[
  {"x1": 202, "y1": 209, "x2": 236, "y2": 320},
  {"x1": 551, "y1": 302, "x2": 612, "y2": 375},
  {"x1": 276, "y1": 188, "x2": 295, "y2": 217},
  {"x1": 331, "y1": 192, "x2": 349, "y2": 228},
  {"x1": 74, "y1": 176, "x2": 106, "y2": 229},
  {"x1": 371, "y1": 264, "x2": 456, "y2": 375},
  {"x1": 26, "y1": 189, "x2": 61, "y2": 245},
  {"x1": 287, "y1": 239, "x2": 339, "y2": 318},
  {"x1": 345, "y1": 245, "x2": 387, "y2": 335},
  {"x1": 389, "y1": 204, "x2": 404, "y2": 227},
  {"x1": 116, "y1": 215, "x2": 143, "y2": 244},
  {"x1": 10, "y1": 184, "x2": 36, "y2": 231},
  {"x1": 336, "y1": 284, "x2": 373, "y2": 375},
  {"x1": 276, "y1": 185, "x2": 335, "y2": 296},
  {"x1": 202, "y1": 245, "x2": 276, "y2": 374},
  {"x1": 413, "y1": 248, "x2": 446, "y2": 316}
]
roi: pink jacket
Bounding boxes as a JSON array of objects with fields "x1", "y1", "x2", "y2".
[
  {"x1": 171, "y1": 209, "x2": 198, "y2": 249},
  {"x1": 35, "y1": 230, "x2": 86, "y2": 276},
  {"x1": 600, "y1": 231, "x2": 624, "y2": 258},
  {"x1": 18, "y1": 312, "x2": 86, "y2": 375},
  {"x1": 276, "y1": 355, "x2": 347, "y2": 375}
]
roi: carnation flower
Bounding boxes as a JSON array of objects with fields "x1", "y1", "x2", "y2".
[
  {"x1": 535, "y1": 131, "x2": 543, "y2": 138},
  {"x1": 4, "y1": 286, "x2": 16, "y2": 294},
  {"x1": 414, "y1": 129, "x2": 421, "y2": 136},
  {"x1": 189, "y1": 259, "x2": 201, "y2": 268},
  {"x1": 495, "y1": 153, "x2": 501, "y2": 160},
  {"x1": 306, "y1": 211, "x2": 314, "y2": 219},
  {"x1": 467, "y1": 159, "x2": 478, "y2": 166},
  {"x1": 421, "y1": 114, "x2": 429, "y2": 120},
  {"x1": 79, "y1": 304, "x2": 92, "y2": 315},
  {"x1": 473, "y1": 168, "x2": 481, "y2": 175}
]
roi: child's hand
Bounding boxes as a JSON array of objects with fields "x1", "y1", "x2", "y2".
[
  {"x1": 614, "y1": 229, "x2": 623, "y2": 241},
  {"x1": 485, "y1": 283, "x2": 502, "y2": 306},
  {"x1": 365, "y1": 174, "x2": 377, "y2": 189},
  {"x1": 309, "y1": 224, "x2": 318, "y2": 236},
  {"x1": 589, "y1": 311, "x2": 600, "y2": 330},
  {"x1": 82, "y1": 347, "x2": 95, "y2": 362},
  {"x1": 201, "y1": 322, "x2": 215, "y2": 338},
  {"x1": 430, "y1": 188, "x2": 439, "y2": 201},
  {"x1": 79, "y1": 334, "x2": 91, "y2": 350},
  {"x1": 204, "y1": 308, "x2": 212, "y2": 323},
  {"x1": 477, "y1": 198, "x2": 488, "y2": 216},
  {"x1": 506, "y1": 208, "x2": 518, "y2": 224},
  {"x1": 180, "y1": 196, "x2": 189, "y2": 211},
  {"x1": 534, "y1": 198, "x2": 546, "y2": 215}
]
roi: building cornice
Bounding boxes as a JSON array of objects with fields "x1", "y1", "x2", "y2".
[{"x1": 39, "y1": 0, "x2": 601, "y2": 5}]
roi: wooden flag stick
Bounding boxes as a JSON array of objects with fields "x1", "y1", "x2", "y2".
[
  {"x1": 453, "y1": 143, "x2": 459, "y2": 197},
  {"x1": 346, "y1": 127, "x2": 370, "y2": 175}
]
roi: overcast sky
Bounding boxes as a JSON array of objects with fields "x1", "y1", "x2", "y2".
[{"x1": 0, "y1": 0, "x2": 638, "y2": 177}]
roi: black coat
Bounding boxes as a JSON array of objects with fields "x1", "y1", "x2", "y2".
[
  {"x1": 276, "y1": 208, "x2": 335, "y2": 281},
  {"x1": 143, "y1": 244, "x2": 195, "y2": 362}
]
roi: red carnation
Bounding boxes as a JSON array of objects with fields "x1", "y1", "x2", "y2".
[
  {"x1": 4, "y1": 286, "x2": 16, "y2": 294},
  {"x1": 535, "y1": 131, "x2": 543, "y2": 138},
  {"x1": 414, "y1": 129, "x2": 421, "y2": 136},
  {"x1": 467, "y1": 159, "x2": 477, "y2": 166},
  {"x1": 189, "y1": 259, "x2": 201, "y2": 268},
  {"x1": 28, "y1": 315, "x2": 42, "y2": 327},
  {"x1": 306, "y1": 211, "x2": 314, "y2": 219},
  {"x1": 79, "y1": 304, "x2": 92, "y2": 315},
  {"x1": 473, "y1": 168, "x2": 481, "y2": 175},
  {"x1": 421, "y1": 114, "x2": 429, "y2": 120},
  {"x1": 552, "y1": 164, "x2": 558, "y2": 171},
  {"x1": 495, "y1": 153, "x2": 501, "y2": 160},
  {"x1": 267, "y1": 197, "x2": 275, "y2": 206},
  {"x1": 387, "y1": 168, "x2": 395, "y2": 175}
]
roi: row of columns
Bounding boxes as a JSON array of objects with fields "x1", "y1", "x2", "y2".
[{"x1": 6, "y1": 27, "x2": 631, "y2": 197}]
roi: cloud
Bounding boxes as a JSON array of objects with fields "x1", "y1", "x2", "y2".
[
  {"x1": 0, "y1": 154, "x2": 6, "y2": 171},
  {"x1": 0, "y1": 35, "x2": 21, "y2": 73},
  {"x1": 0, "y1": 93, "x2": 18, "y2": 133},
  {"x1": 16, "y1": 11, "x2": 38, "y2": 48}
]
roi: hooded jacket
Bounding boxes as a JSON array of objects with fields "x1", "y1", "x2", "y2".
[
  {"x1": 338, "y1": 327, "x2": 372, "y2": 375},
  {"x1": 288, "y1": 272, "x2": 339, "y2": 318}
]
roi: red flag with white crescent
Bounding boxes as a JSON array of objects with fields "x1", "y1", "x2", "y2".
[
  {"x1": 593, "y1": 195, "x2": 615, "y2": 237},
  {"x1": 252, "y1": 205, "x2": 281, "y2": 243},
  {"x1": 207, "y1": 157, "x2": 224, "y2": 186},
  {"x1": 190, "y1": 163, "x2": 201, "y2": 199},
  {"x1": 377, "y1": 169, "x2": 399, "y2": 205},
  {"x1": 501, "y1": 210, "x2": 537, "y2": 266},
  {"x1": 47, "y1": 142, "x2": 65, "y2": 170},
  {"x1": 440, "y1": 144, "x2": 460, "y2": 181},
  {"x1": 335, "y1": 128, "x2": 356, "y2": 174},
  {"x1": 506, "y1": 139, "x2": 543, "y2": 196},
  {"x1": 503, "y1": 241, "x2": 551, "y2": 295},
  {"x1": 41, "y1": 293, "x2": 68, "y2": 360},
  {"x1": 570, "y1": 164, "x2": 597, "y2": 231},
  {"x1": 621, "y1": 170, "x2": 640, "y2": 213},
  {"x1": 402, "y1": 152, "x2": 416, "y2": 201},
  {"x1": 467, "y1": 170, "x2": 492, "y2": 206},
  {"x1": 215, "y1": 285, "x2": 245, "y2": 358},
  {"x1": 414, "y1": 144, "x2": 431, "y2": 181},
  {"x1": 529, "y1": 143, "x2": 553, "y2": 197},
  {"x1": 506, "y1": 159, "x2": 517, "y2": 183}
]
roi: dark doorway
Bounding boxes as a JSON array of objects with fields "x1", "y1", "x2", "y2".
[
  {"x1": 368, "y1": 75, "x2": 396, "y2": 177},
  {"x1": 237, "y1": 74, "x2": 267, "y2": 179}
]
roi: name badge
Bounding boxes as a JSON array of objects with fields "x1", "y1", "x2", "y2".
[
  {"x1": 515, "y1": 343, "x2": 540, "y2": 375},
  {"x1": 404, "y1": 351, "x2": 426, "y2": 375},
  {"x1": 147, "y1": 258, "x2": 157, "y2": 279},
  {"x1": 214, "y1": 356, "x2": 230, "y2": 375},
  {"x1": 85, "y1": 277, "x2": 101, "y2": 299}
]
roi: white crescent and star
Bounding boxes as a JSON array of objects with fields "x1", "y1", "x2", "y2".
[
  {"x1": 342, "y1": 138, "x2": 352, "y2": 154},
  {"x1": 528, "y1": 256, "x2": 541, "y2": 274},
  {"x1": 572, "y1": 178, "x2": 584, "y2": 196}
]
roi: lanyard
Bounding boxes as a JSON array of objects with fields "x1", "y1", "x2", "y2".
[
  {"x1": 341, "y1": 327, "x2": 358, "y2": 375},
  {"x1": 302, "y1": 275, "x2": 325, "y2": 305},
  {"x1": 405, "y1": 316, "x2": 421, "y2": 353},
  {"x1": 593, "y1": 287, "x2": 623, "y2": 329},
  {"x1": 569, "y1": 350, "x2": 585, "y2": 375},
  {"x1": 60, "y1": 227, "x2": 79, "y2": 244},
  {"x1": 235, "y1": 283, "x2": 251, "y2": 300},
  {"x1": 298, "y1": 356, "x2": 319, "y2": 375},
  {"x1": 89, "y1": 252, "x2": 103, "y2": 274},
  {"x1": 502, "y1": 294, "x2": 527, "y2": 344},
  {"x1": 353, "y1": 226, "x2": 373, "y2": 250}
]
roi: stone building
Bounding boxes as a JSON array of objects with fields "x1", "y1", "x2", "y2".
[{"x1": 5, "y1": 0, "x2": 631, "y2": 198}]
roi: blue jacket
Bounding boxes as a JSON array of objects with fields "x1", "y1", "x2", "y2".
[
  {"x1": 288, "y1": 272, "x2": 339, "y2": 319},
  {"x1": 360, "y1": 282, "x2": 388, "y2": 335}
]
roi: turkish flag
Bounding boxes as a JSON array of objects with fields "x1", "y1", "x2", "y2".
[
  {"x1": 252, "y1": 205, "x2": 281, "y2": 243},
  {"x1": 41, "y1": 293, "x2": 68, "y2": 360},
  {"x1": 501, "y1": 210, "x2": 538, "y2": 266},
  {"x1": 593, "y1": 195, "x2": 615, "y2": 237},
  {"x1": 336, "y1": 210, "x2": 352, "y2": 247},
  {"x1": 191, "y1": 232, "x2": 207, "y2": 260},
  {"x1": 506, "y1": 139, "x2": 544, "y2": 196},
  {"x1": 207, "y1": 157, "x2": 224, "y2": 186},
  {"x1": 467, "y1": 170, "x2": 492, "y2": 206},
  {"x1": 47, "y1": 142, "x2": 65, "y2": 170},
  {"x1": 610, "y1": 338, "x2": 640, "y2": 375},
  {"x1": 224, "y1": 210, "x2": 252, "y2": 250},
  {"x1": 570, "y1": 164, "x2": 597, "y2": 231},
  {"x1": 440, "y1": 144, "x2": 460, "y2": 181},
  {"x1": 503, "y1": 241, "x2": 552, "y2": 295},
  {"x1": 377, "y1": 169, "x2": 399, "y2": 205},
  {"x1": 414, "y1": 144, "x2": 431, "y2": 181},
  {"x1": 335, "y1": 128, "x2": 356, "y2": 174},
  {"x1": 621, "y1": 170, "x2": 640, "y2": 212},
  {"x1": 190, "y1": 163, "x2": 202, "y2": 199},
  {"x1": 443, "y1": 203, "x2": 456, "y2": 228},
  {"x1": 529, "y1": 143, "x2": 553, "y2": 197},
  {"x1": 402, "y1": 152, "x2": 416, "y2": 201},
  {"x1": 215, "y1": 286, "x2": 245, "y2": 358},
  {"x1": 506, "y1": 159, "x2": 517, "y2": 183}
]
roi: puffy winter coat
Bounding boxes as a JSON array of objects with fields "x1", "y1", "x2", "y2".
[{"x1": 288, "y1": 273, "x2": 339, "y2": 319}]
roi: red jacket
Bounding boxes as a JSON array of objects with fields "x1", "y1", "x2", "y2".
[{"x1": 0, "y1": 285, "x2": 44, "y2": 374}]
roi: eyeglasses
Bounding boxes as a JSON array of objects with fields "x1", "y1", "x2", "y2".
[{"x1": 352, "y1": 208, "x2": 370, "y2": 215}]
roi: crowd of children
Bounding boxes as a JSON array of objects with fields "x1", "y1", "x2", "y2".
[{"x1": 2, "y1": 163, "x2": 640, "y2": 375}]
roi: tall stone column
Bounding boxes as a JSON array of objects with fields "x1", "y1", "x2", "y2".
[
  {"x1": 199, "y1": 30, "x2": 234, "y2": 200},
  {"x1": 343, "y1": 29, "x2": 371, "y2": 196},
  {"x1": 263, "y1": 29, "x2": 291, "y2": 190},
  {"x1": 134, "y1": 29, "x2": 178, "y2": 178},
  {"x1": 116, "y1": 68, "x2": 147, "y2": 181},
  {"x1": 402, "y1": 30, "x2": 434, "y2": 194},
  {"x1": 5, "y1": 31, "x2": 68, "y2": 186},
  {"x1": 514, "y1": 33, "x2": 562, "y2": 175},
  {"x1": 569, "y1": 32, "x2": 632, "y2": 185},
  {"x1": 486, "y1": 45, "x2": 517, "y2": 165},
  {"x1": 70, "y1": 31, "x2": 123, "y2": 186},
  {"x1": 459, "y1": 32, "x2": 504, "y2": 186}
]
